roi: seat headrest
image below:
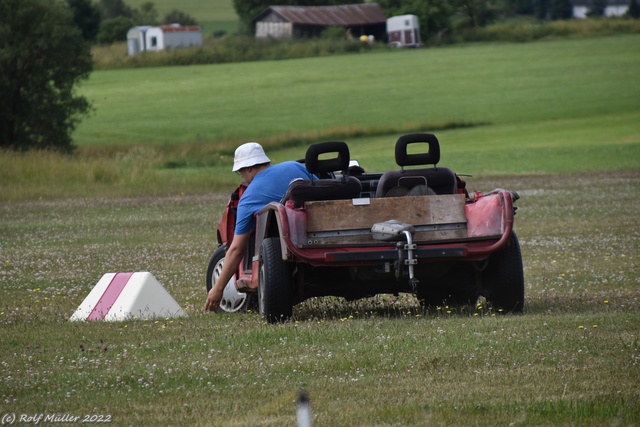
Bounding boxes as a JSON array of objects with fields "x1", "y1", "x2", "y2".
[
  {"x1": 305, "y1": 141, "x2": 350, "y2": 174},
  {"x1": 395, "y1": 133, "x2": 440, "y2": 167}
]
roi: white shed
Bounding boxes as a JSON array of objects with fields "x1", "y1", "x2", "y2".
[
  {"x1": 127, "y1": 24, "x2": 202, "y2": 55},
  {"x1": 386, "y1": 15, "x2": 421, "y2": 48},
  {"x1": 127, "y1": 26, "x2": 152, "y2": 56},
  {"x1": 145, "y1": 25, "x2": 203, "y2": 52}
]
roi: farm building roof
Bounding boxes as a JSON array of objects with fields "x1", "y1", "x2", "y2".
[
  {"x1": 158, "y1": 25, "x2": 201, "y2": 32},
  {"x1": 253, "y1": 3, "x2": 386, "y2": 26}
]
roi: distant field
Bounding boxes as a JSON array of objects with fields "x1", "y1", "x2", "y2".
[
  {"x1": 76, "y1": 35, "x2": 640, "y2": 150},
  {"x1": 74, "y1": 35, "x2": 640, "y2": 177},
  {"x1": 126, "y1": 0, "x2": 238, "y2": 34}
]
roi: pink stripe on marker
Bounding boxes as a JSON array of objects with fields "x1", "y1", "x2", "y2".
[{"x1": 87, "y1": 272, "x2": 134, "y2": 320}]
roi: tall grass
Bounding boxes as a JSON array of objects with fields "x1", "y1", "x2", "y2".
[
  {"x1": 92, "y1": 36, "x2": 373, "y2": 70},
  {"x1": 0, "y1": 148, "x2": 234, "y2": 201},
  {"x1": 456, "y1": 17, "x2": 640, "y2": 43},
  {"x1": 0, "y1": 119, "x2": 482, "y2": 201}
]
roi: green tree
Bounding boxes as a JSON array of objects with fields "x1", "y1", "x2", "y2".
[
  {"x1": 233, "y1": 0, "x2": 267, "y2": 33},
  {"x1": 98, "y1": 0, "x2": 134, "y2": 19},
  {"x1": 96, "y1": 0, "x2": 160, "y2": 44},
  {"x1": 379, "y1": 0, "x2": 454, "y2": 43},
  {"x1": 548, "y1": 0, "x2": 573, "y2": 19},
  {"x1": 535, "y1": 0, "x2": 549, "y2": 19},
  {"x1": 587, "y1": 0, "x2": 607, "y2": 17},
  {"x1": 0, "y1": 0, "x2": 92, "y2": 151},
  {"x1": 67, "y1": 0, "x2": 102, "y2": 41},
  {"x1": 627, "y1": 0, "x2": 640, "y2": 18},
  {"x1": 97, "y1": 16, "x2": 135, "y2": 44},
  {"x1": 455, "y1": 0, "x2": 501, "y2": 27},
  {"x1": 420, "y1": 0, "x2": 455, "y2": 41},
  {"x1": 505, "y1": 0, "x2": 535, "y2": 15},
  {"x1": 136, "y1": 2, "x2": 159, "y2": 25},
  {"x1": 163, "y1": 9, "x2": 199, "y2": 26}
]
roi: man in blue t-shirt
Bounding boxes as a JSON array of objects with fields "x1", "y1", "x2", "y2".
[{"x1": 205, "y1": 142, "x2": 313, "y2": 312}]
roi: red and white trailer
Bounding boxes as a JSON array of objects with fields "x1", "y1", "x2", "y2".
[{"x1": 386, "y1": 15, "x2": 421, "y2": 48}]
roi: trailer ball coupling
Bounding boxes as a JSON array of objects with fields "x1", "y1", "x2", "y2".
[
  {"x1": 371, "y1": 220, "x2": 418, "y2": 291},
  {"x1": 397, "y1": 231, "x2": 418, "y2": 283}
]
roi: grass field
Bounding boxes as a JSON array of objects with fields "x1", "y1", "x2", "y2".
[
  {"x1": 1, "y1": 172, "x2": 638, "y2": 425},
  {"x1": 1, "y1": 34, "x2": 639, "y2": 425}
]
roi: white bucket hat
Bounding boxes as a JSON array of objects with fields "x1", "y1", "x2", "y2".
[{"x1": 232, "y1": 142, "x2": 271, "y2": 172}]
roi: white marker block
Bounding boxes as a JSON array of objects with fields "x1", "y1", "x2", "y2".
[{"x1": 70, "y1": 272, "x2": 187, "y2": 321}]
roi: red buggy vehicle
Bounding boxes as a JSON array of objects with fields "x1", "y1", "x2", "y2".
[{"x1": 206, "y1": 133, "x2": 524, "y2": 323}]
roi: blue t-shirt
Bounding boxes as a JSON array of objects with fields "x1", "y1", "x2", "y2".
[{"x1": 235, "y1": 161, "x2": 314, "y2": 235}]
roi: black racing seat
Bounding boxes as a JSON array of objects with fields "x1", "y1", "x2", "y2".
[
  {"x1": 375, "y1": 133, "x2": 457, "y2": 197},
  {"x1": 282, "y1": 141, "x2": 362, "y2": 208}
]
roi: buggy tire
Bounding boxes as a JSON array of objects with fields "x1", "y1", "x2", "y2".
[
  {"x1": 259, "y1": 237, "x2": 294, "y2": 323},
  {"x1": 481, "y1": 231, "x2": 525, "y2": 313},
  {"x1": 206, "y1": 245, "x2": 256, "y2": 313}
]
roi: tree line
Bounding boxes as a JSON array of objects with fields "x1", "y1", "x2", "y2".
[
  {"x1": 234, "y1": 0, "x2": 640, "y2": 42},
  {"x1": 0, "y1": 0, "x2": 198, "y2": 152},
  {"x1": 68, "y1": 0, "x2": 198, "y2": 44}
]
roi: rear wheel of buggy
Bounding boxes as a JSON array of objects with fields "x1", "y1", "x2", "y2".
[
  {"x1": 481, "y1": 231, "x2": 525, "y2": 313},
  {"x1": 206, "y1": 245, "x2": 256, "y2": 313},
  {"x1": 259, "y1": 237, "x2": 293, "y2": 323}
]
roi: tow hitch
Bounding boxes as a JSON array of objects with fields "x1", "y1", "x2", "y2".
[{"x1": 371, "y1": 220, "x2": 419, "y2": 292}]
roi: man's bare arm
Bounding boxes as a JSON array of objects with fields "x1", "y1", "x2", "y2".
[{"x1": 204, "y1": 232, "x2": 250, "y2": 312}]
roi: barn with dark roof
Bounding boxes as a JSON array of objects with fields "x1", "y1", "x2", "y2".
[{"x1": 253, "y1": 3, "x2": 387, "y2": 40}]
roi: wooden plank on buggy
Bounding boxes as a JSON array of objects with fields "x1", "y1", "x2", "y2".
[{"x1": 305, "y1": 194, "x2": 467, "y2": 233}]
